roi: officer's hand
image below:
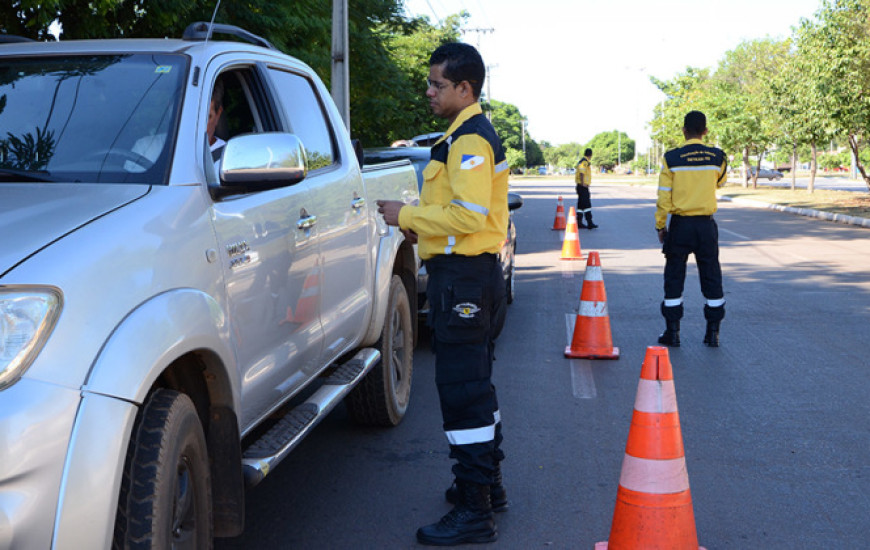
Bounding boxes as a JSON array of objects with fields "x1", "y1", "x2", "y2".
[
  {"x1": 401, "y1": 228, "x2": 418, "y2": 244},
  {"x1": 377, "y1": 200, "x2": 404, "y2": 226},
  {"x1": 657, "y1": 228, "x2": 667, "y2": 244}
]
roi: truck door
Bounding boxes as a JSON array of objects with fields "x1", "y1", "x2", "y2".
[
  {"x1": 206, "y1": 66, "x2": 323, "y2": 429},
  {"x1": 266, "y1": 67, "x2": 373, "y2": 367}
]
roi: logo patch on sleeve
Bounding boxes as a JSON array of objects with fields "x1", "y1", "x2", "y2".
[{"x1": 460, "y1": 154, "x2": 485, "y2": 170}]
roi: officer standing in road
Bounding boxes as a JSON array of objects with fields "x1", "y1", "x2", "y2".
[
  {"x1": 575, "y1": 148, "x2": 598, "y2": 229},
  {"x1": 377, "y1": 42, "x2": 508, "y2": 546},
  {"x1": 656, "y1": 110, "x2": 728, "y2": 347}
]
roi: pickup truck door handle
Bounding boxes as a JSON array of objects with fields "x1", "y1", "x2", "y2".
[
  {"x1": 351, "y1": 196, "x2": 365, "y2": 210},
  {"x1": 297, "y1": 214, "x2": 317, "y2": 230}
]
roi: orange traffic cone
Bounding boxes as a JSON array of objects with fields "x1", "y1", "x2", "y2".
[
  {"x1": 595, "y1": 346, "x2": 705, "y2": 550},
  {"x1": 565, "y1": 251, "x2": 618, "y2": 359},
  {"x1": 552, "y1": 196, "x2": 567, "y2": 230},
  {"x1": 560, "y1": 206, "x2": 583, "y2": 260},
  {"x1": 281, "y1": 265, "x2": 320, "y2": 326}
]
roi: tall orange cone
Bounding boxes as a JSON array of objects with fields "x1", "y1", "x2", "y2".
[
  {"x1": 560, "y1": 206, "x2": 583, "y2": 260},
  {"x1": 552, "y1": 196, "x2": 567, "y2": 230},
  {"x1": 565, "y1": 251, "x2": 618, "y2": 359},
  {"x1": 595, "y1": 346, "x2": 705, "y2": 550}
]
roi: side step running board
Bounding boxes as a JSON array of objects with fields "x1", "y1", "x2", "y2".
[{"x1": 241, "y1": 348, "x2": 380, "y2": 487}]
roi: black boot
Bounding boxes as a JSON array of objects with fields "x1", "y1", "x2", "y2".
[
  {"x1": 576, "y1": 216, "x2": 587, "y2": 229},
  {"x1": 445, "y1": 468, "x2": 508, "y2": 512},
  {"x1": 658, "y1": 320, "x2": 681, "y2": 347},
  {"x1": 418, "y1": 482, "x2": 497, "y2": 546},
  {"x1": 704, "y1": 322, "x2": 720, "y2": 347},
  {"x1": 585, "y1": 214, "x2": 598, "y2": 229}
]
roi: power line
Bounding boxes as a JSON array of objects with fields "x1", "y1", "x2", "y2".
[{"x1": 460, "y1": 26, "x2": 494, "y2": 49}]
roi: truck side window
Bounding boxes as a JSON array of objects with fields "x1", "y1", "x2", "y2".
[
  {"x1": 267, "y1": 68, "x2": 336, "y2": 171},
  {"x1": 215, "y1": 70, "x2": 261, "y2": 141}
]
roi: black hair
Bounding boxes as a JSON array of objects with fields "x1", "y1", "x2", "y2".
[
  {"x1": 212, "y1": 76, "x2": 225, "y2": 107},
  {"x1": 683, "y1": 110, "x2": 706, "y2": 136},
  {"x1": 429, "y1": 42, "x2": 486, "y2": 99},
  {"x1": 584, "y1": 148, "x2": 593, "y2": 157}
]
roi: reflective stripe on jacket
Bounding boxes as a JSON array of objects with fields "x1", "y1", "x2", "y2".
[
  {"x1": 655, "y1": 138, "x2": 728, "y2": 230},
  {"x1": 399, "y1": 103, "x2": 509, "y2": 259}
]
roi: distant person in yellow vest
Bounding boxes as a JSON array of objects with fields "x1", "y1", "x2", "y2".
[{"x1": 575, "y1": 148, "x2": 598, "y2": 229}]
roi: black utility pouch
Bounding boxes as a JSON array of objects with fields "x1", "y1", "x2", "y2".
[{"x1": 437, "y1": 283, "x2": 490, "y2": 344}]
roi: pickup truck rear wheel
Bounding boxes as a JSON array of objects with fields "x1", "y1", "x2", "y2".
[
  {"x1": 347, "y1": 274, "x2": 413, "y2": 426},
  {"x1": 113, "y1": 389, "x2": 213, "y2": 550}
]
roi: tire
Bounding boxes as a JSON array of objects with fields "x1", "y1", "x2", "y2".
[
  {"x1": 346, "y1": 274, "x2": 414, "y2": 426},
  {"x1": 114, "y1": 389, "x2": 213, "y2": 550}
]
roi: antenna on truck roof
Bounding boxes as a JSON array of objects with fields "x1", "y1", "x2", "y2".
[{"x1": 204, "y1": 0, "x2": 222, "y2": 47}]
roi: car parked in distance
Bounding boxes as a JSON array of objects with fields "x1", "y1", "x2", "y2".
[
  {"x1": 364, "y1": 146, "x2": 523, "y2": 331},
  {"x1": 747, "y1": 166, "x2": 784, "y2": 181}
]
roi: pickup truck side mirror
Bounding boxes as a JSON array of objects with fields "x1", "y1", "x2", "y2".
[
  {"x1": 212, "y1": 132, "x2": 308, "y2": 198},
  {"x1": 508, "y1": 192, "x2": 523, "y2": 211}
]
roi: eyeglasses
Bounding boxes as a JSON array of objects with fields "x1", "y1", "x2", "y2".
[{"x1": 426, "y1": 78, "x2": 459, "y2": 91}]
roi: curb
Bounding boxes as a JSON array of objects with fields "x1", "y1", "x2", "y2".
[{"x1": 720, "y1": 195, "x2": 870, "y2": 229}]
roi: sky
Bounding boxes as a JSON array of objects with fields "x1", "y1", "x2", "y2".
[{"x1": 403, "y1": 0, "x2": 823, "y2": 150}]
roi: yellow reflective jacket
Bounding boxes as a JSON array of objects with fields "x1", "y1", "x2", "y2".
[
  {"x1": 655, "y1": 139, "x2": 728, "y2": 229},
  {"x1": 575, "y1": 157, "x2": 592, "y2": 186},
  {"x1": 398, "y1": 103, "x2": 509, "y2": 259}
]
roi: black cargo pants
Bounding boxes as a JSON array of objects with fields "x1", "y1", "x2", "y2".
[
  {"x1": 662, "y1": 214, "x2": 725, "y2": 323},
  {"x1": 425, "y1": 253, "x2": 506, "y2": 486},
  {"x1": 575, "y1": 184, "x2": 593, "y2": 225}
]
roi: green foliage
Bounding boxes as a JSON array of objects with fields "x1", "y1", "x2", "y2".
[
  {"x1": 586, "y1": 130, "x2": 635, "y2": 171},
  {"x1": 649, "y1": 67, "x2": 711, "y2": 152},
  {"x1": 504, "y1": 148, "x2": 525, "y2": 171},
  {"x1": 0, "y1": 1, "x2": 464, "y2": 148},
  {"x1": 542, "y1": 142, "x2": 583, "y2": 169},
  {"x1": 489, "y1": 99, "x2": 544, "y2": 166}
]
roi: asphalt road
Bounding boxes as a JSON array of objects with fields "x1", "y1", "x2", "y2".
[
  {"x1": 732, "y1": 173, "x2": 868, "y2": 192},
  {"x1": 216, "y1": 182, "x2": 870, "y2": 549}
]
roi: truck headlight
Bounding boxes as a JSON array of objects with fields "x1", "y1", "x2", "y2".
[{"x1": 0, "y1": 288, "x2": 62, "y2": 390}]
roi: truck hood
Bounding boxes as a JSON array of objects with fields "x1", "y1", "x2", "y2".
[{"x1": 0, "y1": 184, "x2": 150, "y2": 276}]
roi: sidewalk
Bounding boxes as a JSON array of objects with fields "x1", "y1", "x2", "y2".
[{"x1": 720, "y1": 194, "x2": 870, "y2": 228}]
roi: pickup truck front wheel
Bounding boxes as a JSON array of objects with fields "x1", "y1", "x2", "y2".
[
  {"x1": 347, "y1": 274, "x2": 413, "y2": 427},
  {"x1": 113, "y1": 389, "x2": 213, "y2": 549}
]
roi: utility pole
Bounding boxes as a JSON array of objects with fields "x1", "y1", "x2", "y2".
[
  {"x1": 331, "y1": 0, "x2": 350, "y2": 130},
  {"x1": 521, "y1": 117, "x2": 528, "y2": 173},
  {"x1": 484, "y1": 63, "x2": 498, "y2": 120},
  {"x1": 460, "y1": 27, "x2": 494, "y2": 50}
]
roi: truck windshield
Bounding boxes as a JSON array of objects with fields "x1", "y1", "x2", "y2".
[{"x1": 0, "y1": 53, "x2": 186, "y2": 184}]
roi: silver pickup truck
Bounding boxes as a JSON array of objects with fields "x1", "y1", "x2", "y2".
[{"x1": 0, "y1": 23, "x2": 419, "y2": 549}]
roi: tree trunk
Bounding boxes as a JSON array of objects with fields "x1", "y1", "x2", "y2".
[
  {"x1": 742, "y1": 147, "x2": 750, "y2": 189},
  {"x1": 791, "y1": 142, "x2": 797, "y2": 191},
  {"x1": 847, "y1": 133, "x2": 870, "y2": 191},
  {"x1": 809, "y1": 141, "x2": 817, "y2": 194}
]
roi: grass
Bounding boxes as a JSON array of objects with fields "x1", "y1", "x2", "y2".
[{"x1": 511, "y1": 173, "x2": 870, "y2": 218}]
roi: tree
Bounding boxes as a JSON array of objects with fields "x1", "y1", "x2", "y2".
[
  {"x1": 542, "y1": 142, "x2": 583, "y2": 170},
  {"x1": 0, "y1": 0, "x2": 459, "y2": 148},
  {"x1": 650, "y1": 68, "x2": 711, "y2": 153},
  {"x1": 489, "y1": 99, "x2": 544, "y2": 167},
  {"x1": 706, "y1": 39, "x2": 790, "y2": 188},
  {"x1": 799, "y1": 0, "x2": 870, "y2": 190},
  {"x1": 586, "y1": 130, "x2": 635, "y2": 171}
]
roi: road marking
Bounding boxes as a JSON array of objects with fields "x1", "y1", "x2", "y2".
[
  {"x1": 719, "y1": 227, "x2": 750, "y2": 240},
  {"x1": 566, "y1": 314, "x2": 597, "y2": 398}
]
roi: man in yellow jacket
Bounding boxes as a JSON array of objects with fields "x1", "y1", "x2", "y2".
[
  {"x1": 575, "y1": 148, "x2": 598, "y2": 228},
  {"x1": 378, "y1": 42, "x2": 508, "y2": 546},
  {"x1": 655, "y1": 110, "x2": 728, "y2": 347}
]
